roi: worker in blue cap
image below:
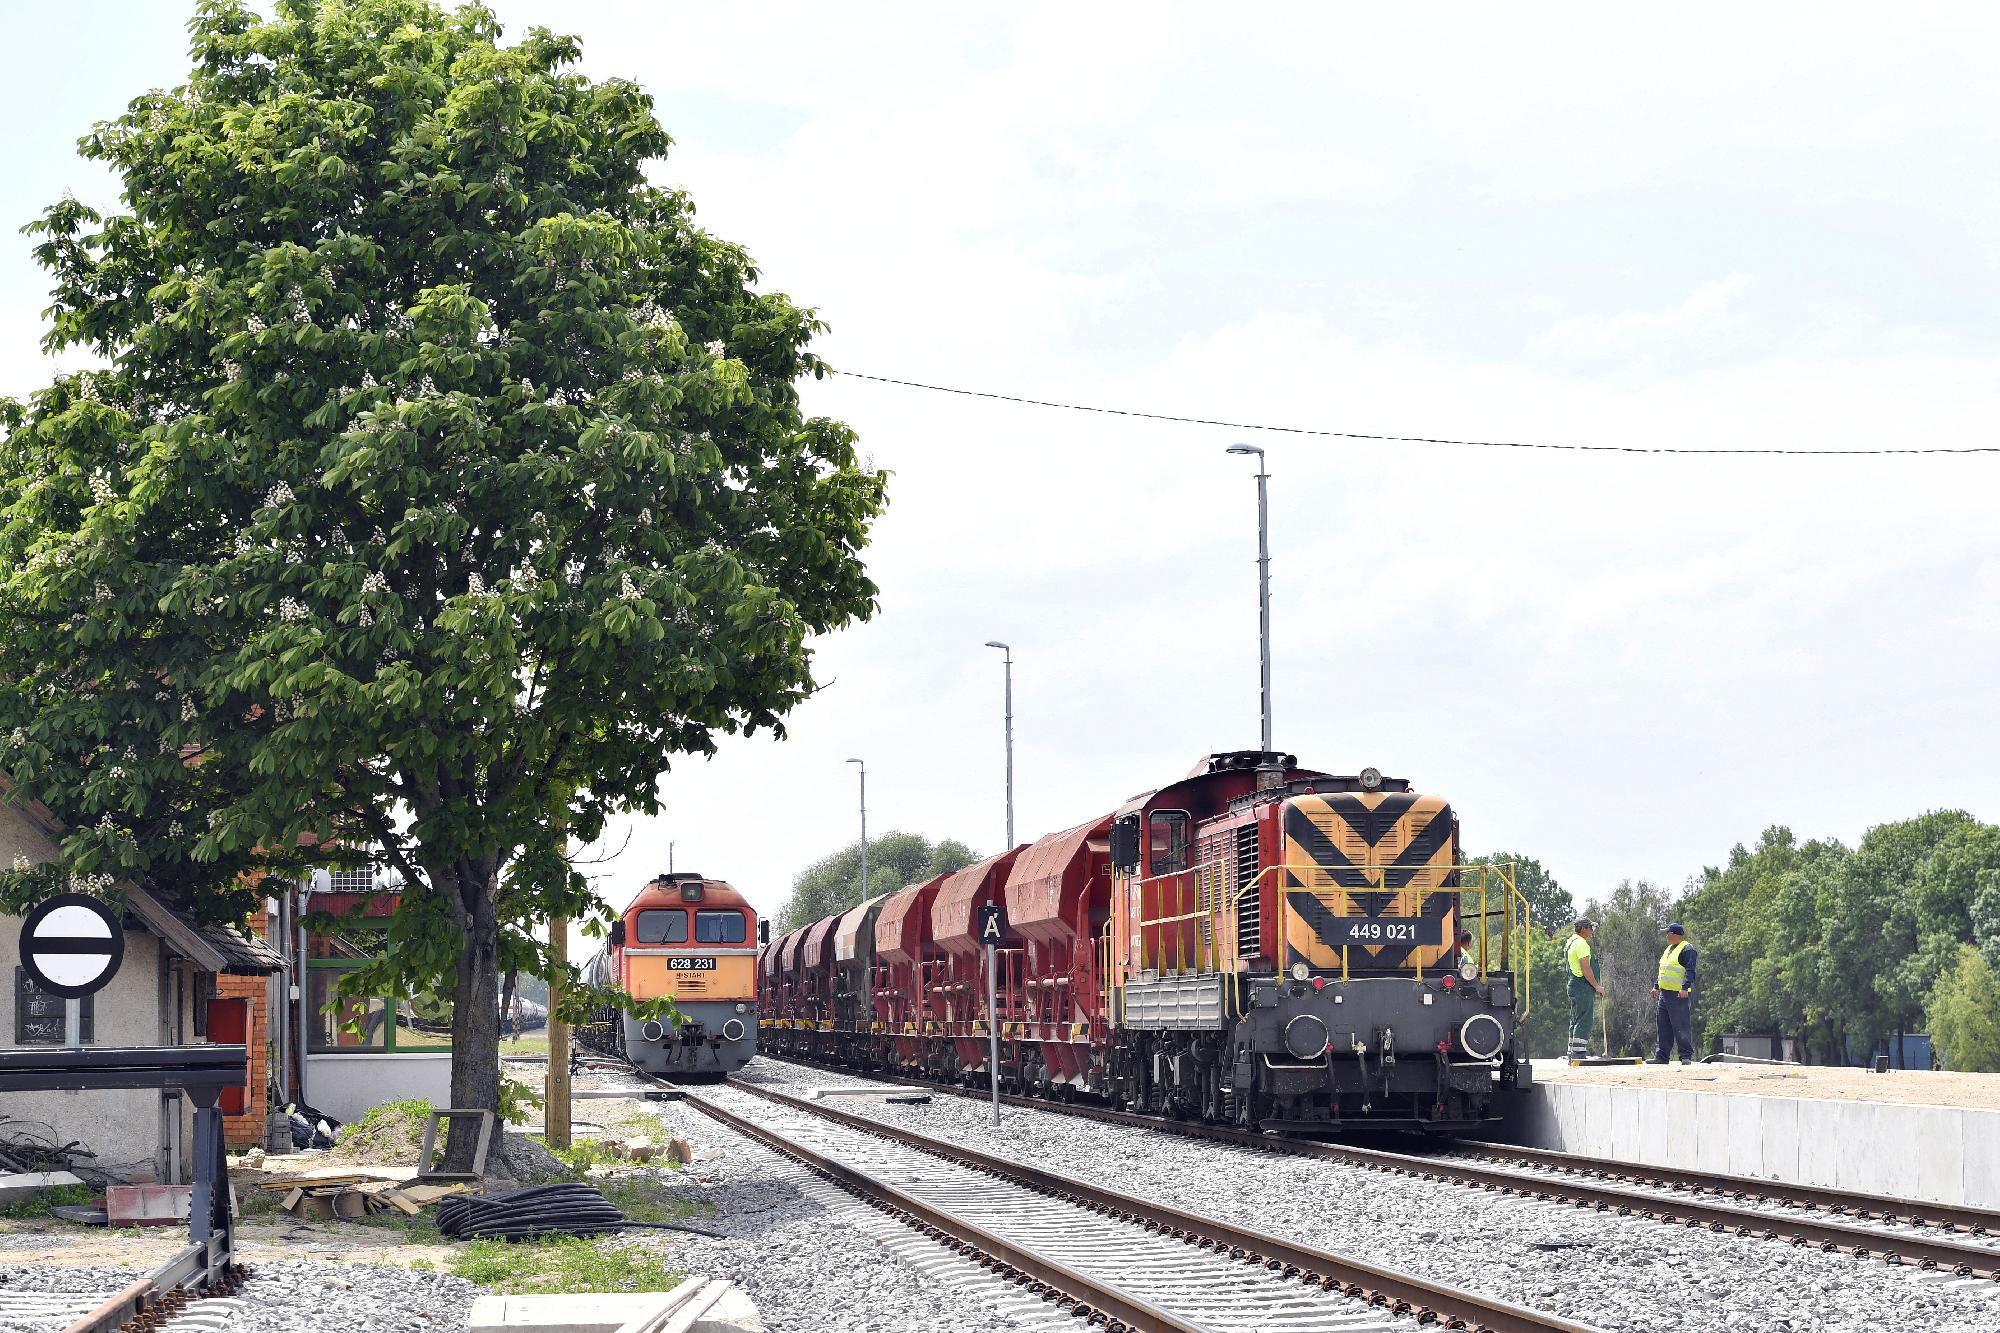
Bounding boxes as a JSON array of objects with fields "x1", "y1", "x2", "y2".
[{"x1": 1650, "y1": 923, "x2": 1698, "y2": 1064}]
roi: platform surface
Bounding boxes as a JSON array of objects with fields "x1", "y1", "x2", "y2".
[{"x1": 1531, "y1": 1058, "x2": 2000, "y2": 1110}]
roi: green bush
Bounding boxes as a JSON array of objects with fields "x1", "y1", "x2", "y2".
[
  {"x1": 0, "y1": 1183, "x2": 95, "y2": 1219},
  {"x1": 1926, "y1": 945, "x2": 2000, "y2": 1072}
]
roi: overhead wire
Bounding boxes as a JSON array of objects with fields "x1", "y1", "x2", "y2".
[{"x1": 827, "y1": 369, "x2": 1997, "y2": 456}]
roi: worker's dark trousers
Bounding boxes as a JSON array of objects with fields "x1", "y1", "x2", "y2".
[
  {"x1": 1653, "y1": 993, "x2": 1694, "y2": 1062},
  {"x1": 1567, "y1": 975, "x2": 1595, "y2": 1053}
]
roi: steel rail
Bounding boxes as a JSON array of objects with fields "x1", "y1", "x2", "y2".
[
  {"x1": 757, "y1": 1053, "x2": 2000, "y2": 1279},
  {"x1": 709, "y1": 1075, "x2": 1599, "y2": 1333},
  {"x1": 674, "y1": 1084, "x2": 1208, "y2": 1333},
  {"x1": 58, "y1": 1282, "x2": 153, "y2": 1333},
  {"x1": 54, "y1": 1243, "x2": 248, "y2": 1333},
  {"x1": 1449, "y1": 1140, "x2": 2000, "y2": 1235}
]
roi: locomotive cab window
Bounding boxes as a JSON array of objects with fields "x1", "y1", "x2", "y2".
[
  {"x1": 635, "y1": 909, "x2": 689, "y2": 944},
  {"x1": 695, "y1": 910, "x2": 748, "y2": 944},
  {"x1": 1148, "y1": 810, "x2": 1192, "y2": 875}
]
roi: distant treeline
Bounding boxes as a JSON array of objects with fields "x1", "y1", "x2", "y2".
[{"x1": 1491, "y1": 810, "x2": 2000, "y2": 1071}]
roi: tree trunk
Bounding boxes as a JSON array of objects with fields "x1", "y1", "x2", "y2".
[{"x1": 443, "y1": 868, "x2": 503, "y2": 1174}]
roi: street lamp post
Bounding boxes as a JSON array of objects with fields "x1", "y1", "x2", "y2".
[
  {"x1": 847, "y1": 758, "x2": 867, "y2": 896},
  {"x1": 1225, "y1": 443, "x2": 1273, "y2": 756},
  {"x1": 983, "y1": 642, "x2": 1014, "y2": 848}
]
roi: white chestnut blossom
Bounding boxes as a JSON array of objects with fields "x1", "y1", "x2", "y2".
[
  {"x1": 265, "y1": 482, "x2": 294, "y2": 507},
  {"x1": 277, "y1": 596, "x2": 308, "y2": 622},
  {"x1": 107, "y1": 766, "x2": 126, "y2": 781},
  {"x1": 181, "y1": 695, "x2": 198, "y2": 722},
  {"x1": 89, "y1": 475, "x2": 116, "y2": 505},
  {"x1": 361, "y1": 571, "x2": 388, "y2": 595},
  {"x1": 619, "y1": 571, "x2": 638, "y2": 600},
  {"x1": 467, "y1": 572, "x2": 486, "y2": 595},
  {"x1": 636, "y1": 508, "x2": 652, "y2": 524},
  {"x1": 94, "y1": 582, "x2": 112, "y2": 602},
  {"x1": 12, "y1": 852, "x2": 31, "y2": 872},
  {"x1": 705, "y1": 339, "x2": 725, "y2": 356}
]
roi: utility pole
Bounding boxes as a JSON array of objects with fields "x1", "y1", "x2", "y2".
[
  {"x1": 984, "y1": 642, "x2": 1014, "y2": 847},
  {"x1": 847, "y1": 758, "x2": 867, "y2": 896},
  {"x1": 546, "y1": 915, "x2": 571, "y2": 1148},
  {"x1": 1225, "y1": 443, "x2": 1273, "y2": 756}
]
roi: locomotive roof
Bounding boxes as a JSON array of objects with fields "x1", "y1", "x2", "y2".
[{"x1": 617, "y1": 874, "x2": 754, "y2": 917}]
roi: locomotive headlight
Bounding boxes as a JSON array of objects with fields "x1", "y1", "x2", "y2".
[
  {"x1": 1459, "y1": 959, "x2": 1479, "y2": 982},
  {"x1": 1359, "y1": 766, "x2": 1383, "y2": 791},
  {"x1": 734, "y1": 1002, "x2": 749, "y2": 1014},
  {"x1": 1290, "y1": 961, "x2": 1311, "y2": 982}
]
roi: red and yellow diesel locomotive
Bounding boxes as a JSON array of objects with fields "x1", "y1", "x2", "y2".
[
  {"x1": 762, "y1": 752, "x2": 1533, "y2": 1131},
  {"x1": 584, "y1": 873, "x2": 760, "y2": 1077}
]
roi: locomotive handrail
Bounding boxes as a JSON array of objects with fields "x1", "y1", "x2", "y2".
[{"x1": 1129, "y1": 861, "x2": 1529, "y2": 1003}]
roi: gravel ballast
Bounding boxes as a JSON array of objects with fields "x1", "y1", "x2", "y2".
[
  {"x1": 732, "y1": 1057, "x2": 2000, "y2": 1333},
  {"x1": 0, "y1": 1260, "x2": 476, "y2": 1333},
  {"x1": 609, "y1": 1071, "x2": 1074, "y2": 1333}
]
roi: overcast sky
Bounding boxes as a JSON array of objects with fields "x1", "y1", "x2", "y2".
[{"x1": 4, "y1": 3, "x2": 1996, "y2": 929}]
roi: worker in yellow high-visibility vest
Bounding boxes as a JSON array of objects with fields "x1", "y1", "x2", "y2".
[
  {"x1": 1650, "y1": 923, "x2": 1698, "y2": 1064},
  {"x1": 1565, "y1": 919, "x2": 1605, "y2": 1058}
]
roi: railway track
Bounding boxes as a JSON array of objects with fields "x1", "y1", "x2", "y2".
[
  {"x1": 658, "y1": 1072, "x2": 1600, "y2": 1333},
  {"x1": 0, "y1": 1252, "x2": 247, "y2": 1333},
  {"x1": 757, "y1": 1053, "x2": 2000, "y2": 1281}
]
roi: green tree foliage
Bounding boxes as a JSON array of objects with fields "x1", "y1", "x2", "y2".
[
  {"x1": 1678, "y1": 826, "x2": 1800, "y2": 1049},
  {"x1": 1925, "y1": 945, "x2": 2000, "y2": 1073},
  {"x1": 1464, "y1": 851, "x2": 1574, "y2": 1059},
  {"x1": 0, "y1": 0, "x2": 884, "y2": 1147},
  {"x1": 781, "y1": 832, "x2": 978, "y2": 931},
  {"x1": 1581, "y1": 878, "x2": 1677, "y2": 1056},
  {"x1": 1639, "y1": 811, "x2": 2000, "y2": 1065}
]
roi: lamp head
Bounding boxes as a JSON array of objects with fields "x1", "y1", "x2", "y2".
[
  {"x1": 1226, "y1": 443, "x2": 1263, "y2": 457},
  {"x1": 847, "y1": 757, "x2": 863, "y2": 766},
  {"x1": 984, "y1": 640, "x2": 1009, "y2": 650}
]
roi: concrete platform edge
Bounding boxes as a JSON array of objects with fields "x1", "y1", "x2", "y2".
[{"x1": 1493, "y1": 1075, "x2": 2000, "y2": 1209}]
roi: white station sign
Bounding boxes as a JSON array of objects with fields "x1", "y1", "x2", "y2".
[{"x1": 18, "y1": 892, "x2": 125, "y2": 999}]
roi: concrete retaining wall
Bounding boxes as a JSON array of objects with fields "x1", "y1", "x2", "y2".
[{"x1": 1500, "y1": 1073, "x2": 2000, "y2": 1208}]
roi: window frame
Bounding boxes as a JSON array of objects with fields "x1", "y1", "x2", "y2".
[
  {"x1": 304, "y1": 923, "x2": 452, "y2": 1053},
  {"x1": 694, "y1": 909, "x2": 748, "y2": 944},
  {"x1": 634, "y1": 908, "x2": 690, "y2": 944},
  {"x1": 13, "y1": 966, "x2": 94, "y2": 1045}
]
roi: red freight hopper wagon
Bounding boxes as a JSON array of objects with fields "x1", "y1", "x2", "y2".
[
  {"x1": 931, "y1": 848, "x2": 1026, "y2": 1071},
  {"x1": 830, "y1": 894, "x2": 889, "y2": 1064},
  {"x1": 1002, "y1": 815, "x2": 1114, "y2": 1093},
  {"x1": 872, "y1": 874, "x2": 949, "y2": 1072}
]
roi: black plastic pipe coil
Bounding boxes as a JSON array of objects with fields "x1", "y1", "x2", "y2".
[
  {"x1": 436, "y1": 1183, "x2": 723, "y2": 1242},
  {"x1": 437, "y1": 1184, "x2": 630, "y2": 1241}
]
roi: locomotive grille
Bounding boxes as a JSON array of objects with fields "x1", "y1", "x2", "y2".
[{"x1": 1234, "y1": 824, "x2": 1261, "y2": 956}]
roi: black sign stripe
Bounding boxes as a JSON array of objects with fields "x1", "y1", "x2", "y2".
[{"x1": 24, "y1": 938, "x2": 116, "y2": 954}]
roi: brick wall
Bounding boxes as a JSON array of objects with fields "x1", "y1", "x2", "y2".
[{"x1": 217, "y1": 971, "x2": 271, "y2": 1147}]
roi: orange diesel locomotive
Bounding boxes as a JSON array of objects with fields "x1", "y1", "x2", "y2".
[{"x1": 583, "y1": 873, "x2": 760, "y2": 1077}]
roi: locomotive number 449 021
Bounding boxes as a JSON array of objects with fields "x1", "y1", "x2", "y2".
[
  {"x1": 666, "y1": 957, "x2": 718, "y2": 971},
  {"x1": 1324, "y1": 917, "x2": 1442, "y2": 946}
]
